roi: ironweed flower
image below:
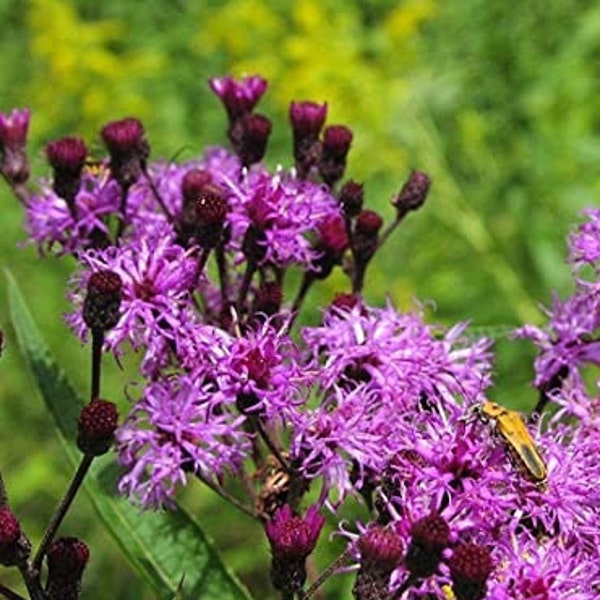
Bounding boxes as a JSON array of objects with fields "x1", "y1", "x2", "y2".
[{"x1": 10, "y1": 73, "x2": 600, "y2": 600}]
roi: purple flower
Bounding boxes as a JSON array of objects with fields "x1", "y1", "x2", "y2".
[
  {"x1": 26, "y1": 169, "x2": 121, "y2": 255},
  {"x1": 569, "y1": 207, "x2": 600, "y2": 271},
  {"x1": 514, "y1": 289, "x2": 600, "y2": 389},
  {"x1": 65, "y1": 223, "x2": 197, "y2": 355},
  {"x1": 302, "y1": 300, "x2": 492, "y2": 407},
  {"x1": 223, "y1": 168, "x2": 342, "y2": 269},
  {"x1": 117, "y1": 373, "x2": 250, "y2": 508}
]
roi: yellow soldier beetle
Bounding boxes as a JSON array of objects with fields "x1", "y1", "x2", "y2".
[{"x1": 476, "y1": 400, "x2": 547, "y2": 486}]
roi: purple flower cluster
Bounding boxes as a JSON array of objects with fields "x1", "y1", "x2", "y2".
[{"x1": 6, "y1": 74, "x2": 600, "y2": 599}]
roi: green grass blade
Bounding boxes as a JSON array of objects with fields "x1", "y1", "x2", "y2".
[{"x1": 6, "y1": 270, "x2": 252, "y2": 600}]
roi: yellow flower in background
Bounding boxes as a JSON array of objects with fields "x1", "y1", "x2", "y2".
[
  {"x1": 27, "y1": 0, "x2": 164, "y2": 140},
  {"x1": 196, "y1": 0, "x2": 436, "y2": 180}
]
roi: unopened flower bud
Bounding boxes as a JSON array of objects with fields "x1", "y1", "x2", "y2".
[
  {"x1": 339, "y1": 180, "x2": 364, "y2": 218},
  {"x1": 238, "y1": 113, "x2": 272, "y2": 167},
  {"x1": 319, "y1": 124, "x2": 353, "y2": 187},
  {"x1": 46, "y1": 137, "x2": 88, "y2": 211},
  {"x1": 393, "y1": 171, "x2": 431, "y2": 213},
  {"x1": 0, "y1": 506, "x2": 26, "y2": 567},
  {"x1": 0, "y1": 108, "x2": 30, "y2": 184},
  {"x1": 266, "y1": 504, "x2": 325, "y2": 596},
  {"x1": 353, "y1": 525, "x2": 404, "y2": 600},
  {"x1": 289, "y1": 101, "x2": 327, "y2": 178},
  {"x1": 83, "y1": 270, "x2": 123, "y2": 332},
  {"x1": 313, "y1": 214, "x2": 349, "y2": 279},
  {"x1": 46, "y1": 537, "x2": 89, "y2": 600},
  {"x1": 449, "y1": 543, "x2": 493, "y2": 600},
  {"x1": 405, "y1": 513, "x2": 450, "y2": 578},
  {"x1": 353, "y1": 210, "x2": 383, "y2": 266},
  {"x1": 100, "y1": 117, "x2": 148, "y2": 190},
  {"x1": 330, "y1": 292, "x2": 362, "y2": 313},
  {"x1": 194, "y1": 188, "x2": 229, "y2": 248},
  {"x1": 77, "y1": 399, "x2": 119, "y2": 456},
  {"x1": 253, "y1": 281, "x2": 283, "y2": 318}
]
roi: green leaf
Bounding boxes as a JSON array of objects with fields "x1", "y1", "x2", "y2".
[{"x1": 6, "y1": 270, "x2": 252, "y2": 600}]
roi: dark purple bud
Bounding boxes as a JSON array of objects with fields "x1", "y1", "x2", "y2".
[
  {"x1": 242, "y1": 223, "x2": 268, "y2": 265},
  {"x1": 253, "y1": 281, "x2": 283, "y2": 318},
  {"x1": 313, "y1": 214, "x2": 349, "y2": 279},
  {"x1": 83, "y1": 270, "x2": 123, "y2": 332},
  {"x1": 194, "y1": 188, "x2": 229, "y2": 248},
  {"x1": 449, "y1": 543, "x2": 493, "y2": 600},
  {"x1": 46, "y1": 537, "x2": 89, "y2": 600},
  {"x1": 355, "y1": 210, "x2": 383, "y2": 237},
  {"x1": 0, "y1": 108, "x2": 31, "y2": 184},
  {"x1": 290, "y1": 101, "x2": 327, "y2": 179},
  {"x1": 77, "y1": 399, "x2": 119, "y2": 456},
  {"x1": 176, "y1": 169, "x2": 214, "y2": 246},
  {"x1": 47, "y1": 137, "x2": 87, "y2": 174},
  {"x1": 46, "y1": 137, "x2": 88, "y2": 211},
  {"x1": 101, "y1": 117, "x2": 145, "y2": 156},
  {"x1": 353, "y1": 525, "x2": 404, "y2": 600},
  {"x1": 319, "y1": 125, "x2": 353, "y2": 187},
  {"x1": 289, "y1": 101, "x2": 327, "y2": 144},
  {"x1": 358, "y1": 526, "x2": 404, "y2": 574},
  {"x1": 393, "y1": 170, "x2": 431, "y2": 213},
  {"x1": 353, "y1": 210, "x2": 383, "y2": 266},
  {"x1": 238, "y1": 113, "x2": 272, "y2": 167},
  {"x1": 405, "y1": 513, "x2": 450, "y2": 578},
  {"x1": 182, "y1": 169, "x2": 213, "y2": 204},
  {"x1": 0, "y1": 507, "x2": 22, "y2": 566},
  {"x1": 100, "y1": 117, "x2": 148, "y2": 190},
  {"x1": 209, "y1": 75, "x2": 268, "y2": 121},
  {"x1": 339, "y1": 180, "x2": 364, "y2": 218},
  {"x1": 330, "y1": 292, "x2": 362, "y2": 313},
  {"x1": 266, "y1": 504, "x2": 325, "y2": 595}
]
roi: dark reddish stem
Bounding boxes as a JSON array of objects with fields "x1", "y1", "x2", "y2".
[
  {"x1": 90, "y1": 329, "x2": 104, "y2": 400},
  {"x1": 32, "y1": 454, "x2": 94, "y2": 572}
]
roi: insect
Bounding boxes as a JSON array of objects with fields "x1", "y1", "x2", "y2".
[
  {"x1": 254, "y1": 453, "x2": 292, "y2": 520},
  {"x1": 476, "y1": 400, "x2": 547, "y2": 486}
]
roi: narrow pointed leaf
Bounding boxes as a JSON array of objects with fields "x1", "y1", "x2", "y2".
[{"x1": 6, "y1": 270, "x2": 252, "y2": 600}]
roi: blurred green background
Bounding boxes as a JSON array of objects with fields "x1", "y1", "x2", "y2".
[{"x1": 2, "y1": 0, "x2": 599, "y2": 598}]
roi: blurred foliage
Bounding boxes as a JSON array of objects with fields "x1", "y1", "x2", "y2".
[{"x1": 2, "y1": 0, "x2": 600, "y2": 598}]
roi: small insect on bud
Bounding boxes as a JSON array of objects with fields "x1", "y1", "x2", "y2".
[
  {"x1": 405, "y1": 512, "x2": 451, "y2": 578},
  {"x1": 46, "y1": 537, "x2": 89, "y2": 600},
  {"x1": 448, "y1": 543, "x2": 493, "y2": 600},
  {"x1": 77, "y1": 399, "x2": 119, "y2": 456},
  {"x1": 393, "y1": 170, "x2": 431, "y2": 213},
  {"x1": 83, "y1": 270, "x2": 123, "y2": 332}
]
